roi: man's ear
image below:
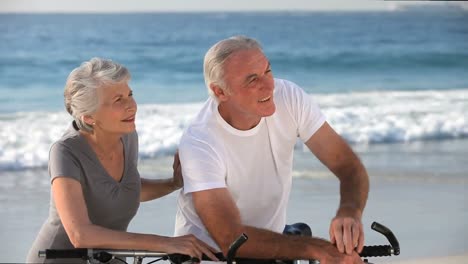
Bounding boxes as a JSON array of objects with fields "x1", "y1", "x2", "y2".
[{"x1": 210, "y1": 83, "x2": 229, "y2": 102}]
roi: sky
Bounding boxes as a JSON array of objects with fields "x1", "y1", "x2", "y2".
[
  {"x1": 1, "y1": 0, "x2": 467, "y2": 13},
  {"x1": 0, "y1": 0, "x2": 398, "y2": 13}
]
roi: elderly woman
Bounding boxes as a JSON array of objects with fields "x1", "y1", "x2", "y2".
[{"x1": 26, "y1": 58, "x2": 216, "y2": 263}]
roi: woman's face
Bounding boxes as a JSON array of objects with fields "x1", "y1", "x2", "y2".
[{"x1": 91, "y1": 81, "x2": 137, "y2": 135}]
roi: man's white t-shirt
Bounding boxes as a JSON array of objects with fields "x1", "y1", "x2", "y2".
[{"x1": 174, "y1": 79, "x2": 326, "y2": 250}]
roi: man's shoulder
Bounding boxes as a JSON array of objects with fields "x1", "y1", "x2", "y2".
[
  {"x1": 274, "y1": 78, "x2": 304, "y2": 96},
  {"x1": 180, "y1": 99, "x2": 220, "y2": 148},
  {"x1": 273, "y1": 78, "x2": 309, "y2": 111},
  {"x1": 182, "y1": 122, "x2": 217, "y2": 142},
  {"x1": 274, "y1": 78, "x2": 299, "y2": 89}
]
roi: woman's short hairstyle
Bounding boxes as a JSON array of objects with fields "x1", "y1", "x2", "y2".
[
  {"x1": 64, "y1": 57, "x2": 130, "y2": 132},
  {"x1": 203, "y1": 35, "x2": 263, "y2": 98}
]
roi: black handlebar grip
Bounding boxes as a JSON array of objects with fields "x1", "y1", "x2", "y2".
[
  {"x1": 93, "y1": 251, "x2": 113, "y2": 263},
  {"x1": 168, "y1": 253, "x2": 193, "y2": 263},
  {"x1": 360, "y1": 245, "x2": 393, "y2": 257},
  {"x1": 371, "y1": 222, "x2": 400, "y2": 255},
  {"x1": 42, "y1": 249, "x2": 88, "y2": 259},
  {"x1": 169, "y1": 252, "x2": 228, "y2": 263}
]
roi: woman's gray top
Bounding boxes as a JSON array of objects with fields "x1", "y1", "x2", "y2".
[{"x1": 27, "y1": 122, "x2": 141, "y2": 263}]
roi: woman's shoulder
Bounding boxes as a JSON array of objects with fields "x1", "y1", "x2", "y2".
[{"x1": 51, "y1": 122, "x2": 85, "y2": 154}]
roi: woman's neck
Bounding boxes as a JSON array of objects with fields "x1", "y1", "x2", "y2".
[{"x1": 81, "y1": 130, "x2": 122, "y2": 160}]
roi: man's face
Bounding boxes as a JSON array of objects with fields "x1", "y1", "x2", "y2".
[{"x1": 218, "y1": 48, "x2": 276, "y2": 129}]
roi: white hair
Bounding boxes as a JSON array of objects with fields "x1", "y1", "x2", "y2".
[
  {"x1": 203, "y1": 35, "x2": 263, "y2": 98},
  {"x1": 64, "y1": 57, "x2": 130, "y2": 132}
]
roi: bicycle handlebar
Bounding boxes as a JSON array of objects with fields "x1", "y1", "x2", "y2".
[
  {"x1": 39, "y1": 233, "x2": 249, "y2": 264},
  {"x1": 39, "y1": 222, "x2": 399, "y2": 263},
  {"x1": 359, "y1": 221, "x2": 400, "y2": 258},
  {"x1": 38, "y1": 249, "x2": 185, "y2": 263},
  {"x1": 360, "y1": 245, "x2": 394, "y2": 257}
]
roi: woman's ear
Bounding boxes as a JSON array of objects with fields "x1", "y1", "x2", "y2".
[{"x1": 82, "y1": 115, "x2": 95, "y2": 126}]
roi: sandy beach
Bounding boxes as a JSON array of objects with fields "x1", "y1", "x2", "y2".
[
  {"x1": 1, "y1": 139, "x2": 467, "y2": 263},
  {"x1": 387, "y1": 254, "x2": 468, "y2": 264}
]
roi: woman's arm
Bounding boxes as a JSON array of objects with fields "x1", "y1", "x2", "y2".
[
  {"x1": 140, "y1": 178, "x2": 181, "y2": 202},
  {"x1": 140, "y1": 151, "x2": 183, "y2": 202},
  {"x1": 52, "y1": 177, "x2": 216, "y2": 260}
]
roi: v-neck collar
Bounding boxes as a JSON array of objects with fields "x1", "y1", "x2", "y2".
[{"x1": 73, "y1": 124, "x2": 128, "y2": 185}]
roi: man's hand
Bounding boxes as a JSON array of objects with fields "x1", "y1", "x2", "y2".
[
  {"x1": 329, "y1": 206, "x2": 364, "y2": 255},
  {"x1": 319, "y1": 246, "x2": 363, "y2": 264}
]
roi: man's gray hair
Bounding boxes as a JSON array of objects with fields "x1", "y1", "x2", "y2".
[
  {"x1": 203, "y1": 35, "x2": 263, "y2": 98},
  {"x1": 64, "y1": 57, "x2": 130, "y2": 132}
]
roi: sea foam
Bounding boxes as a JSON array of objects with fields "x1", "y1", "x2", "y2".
[{"x1": 0, "y1": 89, "x2": 466, "y2": 170}]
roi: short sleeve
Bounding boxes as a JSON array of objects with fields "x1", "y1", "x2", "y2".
[
  {"x1": 48, "y1": 142, "x2": 82, "y2": 184},
  {"x1": 179, "y1": 133, "x2": 226, "y2": 194},
  {"x1": 281, "y1": 80, "x2": 326, "y2": 142}
]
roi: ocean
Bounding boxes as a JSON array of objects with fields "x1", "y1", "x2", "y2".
[{"x1": 0, "y1": 11, "x2": 467, "y2": 263}]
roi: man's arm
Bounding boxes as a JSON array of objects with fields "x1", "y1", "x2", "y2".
[
  {"x1": 192, "y1": 188, "x2": 362, "y2": 264},
  {"x1": 305, "y1": 122, "x2": 369, "y2": 255}
]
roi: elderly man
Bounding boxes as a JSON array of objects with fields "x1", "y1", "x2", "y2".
[{"x1": 175, "y1": 36, "x2": 369, "y2": 264}]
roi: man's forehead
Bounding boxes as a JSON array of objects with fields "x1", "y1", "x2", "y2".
[{"x1": 225, "y1": 49, "x2": 268, "y2": 70}]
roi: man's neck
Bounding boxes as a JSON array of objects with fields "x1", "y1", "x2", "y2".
[{"x1": 217, "y1": 104, "x2": 261, "y2": 131}]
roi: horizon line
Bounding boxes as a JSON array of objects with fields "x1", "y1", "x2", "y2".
[{"x1": 0, "y1": 9, "x2": 402, "y2": 15}]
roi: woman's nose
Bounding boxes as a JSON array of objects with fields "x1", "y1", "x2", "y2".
[{"x1": 126, "y1": 98, "x2": 137, "y2": 112}]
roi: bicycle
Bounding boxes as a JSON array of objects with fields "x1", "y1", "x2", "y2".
[{"x1": 39, "y1": 221, "x2": 400, "y2": 264}]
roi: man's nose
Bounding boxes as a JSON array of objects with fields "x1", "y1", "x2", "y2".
[{"x1": 259, "y1": 75, "x2": 274, "y2": 91}]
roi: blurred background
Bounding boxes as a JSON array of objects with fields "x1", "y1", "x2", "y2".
[{"x1": 0, "y1": 1, "x2": 467, "y2": 263}]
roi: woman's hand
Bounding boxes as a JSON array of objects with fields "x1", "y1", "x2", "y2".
[
  {"x1": 172, "y1": 151, "x2": 183, "y2": 190},
  {"x1": 163, "y1": 235, "x2": 219, "y2": 262}
]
